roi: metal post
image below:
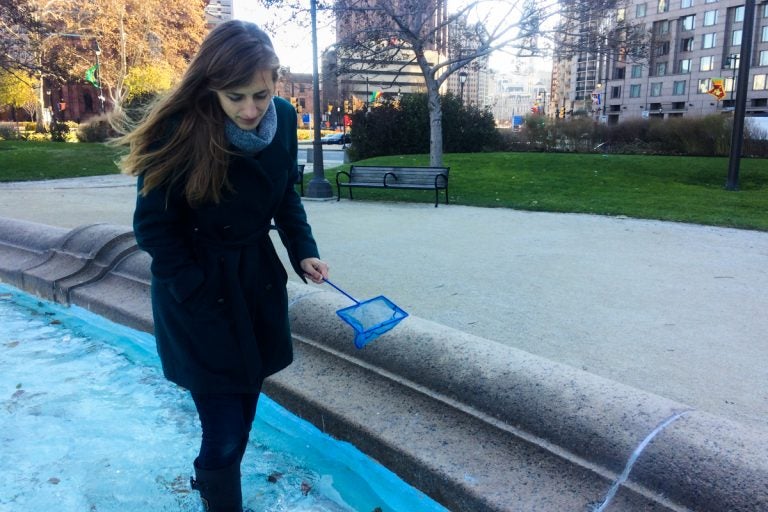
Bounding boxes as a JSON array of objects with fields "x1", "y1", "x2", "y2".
[
  {"x1": 306, "y1": 0, "x2": 333, "y2": 198},
  {"x1": 726, "y1": 0, "x2": 756, "y2": 191},
  {"x1": 93, "y1": 41, "x2": 105, "y2": 112}
]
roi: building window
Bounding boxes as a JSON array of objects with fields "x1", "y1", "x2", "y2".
[
  {"x1": 700, "y1": 55, "x2": 714, "y2": 71},
  {"x1": 702, "y1": 33, "x2": 717, "y2": 48},
  {"x1": 725, "y1": 54, "x2": 740, "y2": 69},
  {"x1": 725, "y1": 77, "x2": 734, "y2": 92},
  {"x1": 631, "y1": 64, "x2": 643, "y2": 78},
  {"x1": 617, "y1": 8, "x2": 626, "y2": 21},
  {"x1": 704, "y1": 0, "x2": 717, "y2": 3},
  {"x1": 754, "y1": 74, "x2": 767, "y2": 90},
  {"x1": 658, "y1": 0, "x2": 669, "y2": 12},
  {"x1": 703, "y1": 10, "x2": 718, "y2": 26},
  {"x1": 760, "y1": 50, "x2": 768, "y2": 66},
  {"x1": 673, "y1": 80, "x2": 686, "y2": 95},
  {"x1": 613, "y1": 67, "x2": 626, "y2": 79},
  {"x1": 679, "y1": 58, "x2": 692, "y2": 73},
  {"x1": 764, "y1": 4, "x2": 768, "y2": 17},
  {"x1": 630, "y1": 84, "x2": 642, "y2": 97},
  {"x1": 762, "y1": 26, "x2": 768, "y2": 42},
  {"x1": 656, "y1": 62, "x2": 668, "y2": 76},
  {"x1": 650, "y1": 82, "x2": 663, "y2": 96},
  {"x1": 734, "y1": 5, "x2": 744, "y2": 22},
  {"x1": 698, "y1": 78, "x2": 712, "y2": 93},
  {"x1": 681, "y1": 15, "x2": 696, "y2": 31},
  {"x1": 732, "y1": 29, "x2": 742, "y2": 46},
  {"x1": 681, "y1": 37, "x2": 695, "y2": 51},
  {"x1": 611, "y1": 86, "x2": 622, "y2": 98},
  {"x1": 655, "y1": 20, "x2": 670, "y2": 34},
  {"x1": 636, "y1": 3, "x2": 647, "y2": 17},
  {"x1": 681, "y1": 0, "x2": 693, "y2": 7},
  {"x1": 654, "y1": 41, "x2": 671, "y2": 56}
]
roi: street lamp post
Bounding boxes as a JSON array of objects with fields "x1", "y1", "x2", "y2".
[
  {"x1": 458, "y1": 71, "x2": 468, "y2": 105},
  {"x1": 306, "y1": 0, "x2": 333, "y2": 199},
  {"x1": 726, "y1": 0, "x2": 756, "y2": 191},
  {"x1": 92, "y1": 40, "x2": 105, "y2": 112}
]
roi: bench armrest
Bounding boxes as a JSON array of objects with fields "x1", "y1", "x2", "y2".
[
  {"x1": 434, "y1": 173, "x2": 448, "y2": 187},
  {"x1": 336, "y1": 170, "x2": 351, "y2": 186},
  {"x1": 383, "y1": 171, "x2": 398, "y2": 187}
]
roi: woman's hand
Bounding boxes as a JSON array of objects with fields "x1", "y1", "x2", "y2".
[{"x1": 300, "y1": 257, "x2": 329, "y2": 284}]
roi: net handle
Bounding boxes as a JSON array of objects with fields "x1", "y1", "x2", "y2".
[{"x1": 323, "y1": 278, "x2": 360, "y2": 304}]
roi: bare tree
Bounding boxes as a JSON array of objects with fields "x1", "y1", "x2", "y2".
[
  {"x1": 332, "y1": 0, "x2": 566, "y2": 166},
  {"x1": 259, "y1": 0, "x2": 648, "y2": 165}
]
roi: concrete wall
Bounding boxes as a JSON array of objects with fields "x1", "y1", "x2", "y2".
[{"x1": 0, "y1": 216, "x2": 765, "y2": 512}]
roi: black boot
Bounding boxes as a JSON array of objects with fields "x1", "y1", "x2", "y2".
[{"x1": 190, "y1": 459, "x2": 243, "y2": 512}]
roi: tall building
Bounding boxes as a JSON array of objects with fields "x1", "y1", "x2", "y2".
[
  {"x1": 551, "y1": 0, "x2": 768, "y2": 123},
  {"x1": 204, "y1": 0, "x2": 233, "y2": 28},
  {"x1": 445, "y1": 20, "x2": 492, "y2": 108}
]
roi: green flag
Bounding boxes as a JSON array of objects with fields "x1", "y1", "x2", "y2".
[{"x1": 85, "y1": 64, "x2": 99, "y2": 87}]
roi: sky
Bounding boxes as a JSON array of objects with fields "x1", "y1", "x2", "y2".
[
  {"x1": 233, "y1": 0, "x2": 553, "y2": 77},
  {"x1": 234, "y1": 1, "x2": 335, "y2": 75}
]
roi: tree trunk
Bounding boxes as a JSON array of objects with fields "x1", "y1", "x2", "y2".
[
  {"x1": 417, "y1": 52, "x2": 443, "y2": 167},
  {"x1": 34, "y1": 67, "x2": 45, "y2": 132},
  {"x1": 427, "y1": 83, "x2": 443, "y2": 167}
]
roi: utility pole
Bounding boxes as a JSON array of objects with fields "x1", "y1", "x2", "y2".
[
  {"x1": 306, "y1": 0, "x2": 333, "y2": 198},
  {"x1": 726, "y1": 0, "x2": 756, "y2": 191}
]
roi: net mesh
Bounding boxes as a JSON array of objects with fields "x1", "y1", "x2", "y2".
[{"x1": 335, "y1": 295, "x2": 408, "y2": 349}]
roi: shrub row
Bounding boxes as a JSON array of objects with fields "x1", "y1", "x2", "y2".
[
  {"x1": 347, "y1": 93, "x2": 501, "y2": 161},
  {"x1": 508, "y1": 114, "x2": 768, "y2": 157}
]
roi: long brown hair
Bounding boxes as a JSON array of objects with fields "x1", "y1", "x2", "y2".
[{"x1": 113, "y1": 20, "x2": 280, "y2": 206}]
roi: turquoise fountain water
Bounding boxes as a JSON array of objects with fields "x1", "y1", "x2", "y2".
[{"x1": 0, "y1": 284, "x2": 448, "y2": 512}]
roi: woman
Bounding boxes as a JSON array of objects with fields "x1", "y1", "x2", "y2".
[{"x1": 114, "y1": 20, "x2": 328, "y2": 512}]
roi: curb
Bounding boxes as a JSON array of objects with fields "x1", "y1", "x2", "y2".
[{"x1": 0, "y1": 217, "x2": 765, "y2": 511}]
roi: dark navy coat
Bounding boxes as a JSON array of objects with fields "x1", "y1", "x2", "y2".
[{"x1": 133, "y1": 97, "x2": 318, "y2": 393}]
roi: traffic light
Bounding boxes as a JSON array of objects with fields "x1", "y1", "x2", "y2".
[
  {"x1": 328, "y1": 104, "x2": 334, "y2": 113},
  {"x1": 343, "y1": 100, "x2": 350, "y2": 113},
  {"x1": 559, "y1": 106, "x2": 566, "y2": 119},
  {"x1": 290, "y1": 97, "x2": 298, "y2": 110}
]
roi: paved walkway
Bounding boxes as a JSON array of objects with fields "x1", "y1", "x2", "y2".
[{"x1": 1, "y1": 174, "x2": 766, "y2": 429}]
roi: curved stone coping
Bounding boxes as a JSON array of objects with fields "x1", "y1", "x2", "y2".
[
  {"x1": 282, "y1": 284, "x2": 767, "y2": 512},
  {"x1": 0, "y1": 218, "x2": 765, "y2": 512},
  {"x1": 0, "y1": 217, "x2": 69, "y2": 288}
]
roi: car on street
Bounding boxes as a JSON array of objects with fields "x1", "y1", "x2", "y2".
[{"x1": 320, "y1": 132, "x2": 351, "y2": 145}]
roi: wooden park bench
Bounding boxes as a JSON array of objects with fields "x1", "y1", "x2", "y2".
[{"x1": 335, "y1": 165, "x2": 450, "y2": 207}]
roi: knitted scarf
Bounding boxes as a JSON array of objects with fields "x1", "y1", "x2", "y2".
[{"x1": 224, "y1": 98, "x2": 277, "y2": 153}]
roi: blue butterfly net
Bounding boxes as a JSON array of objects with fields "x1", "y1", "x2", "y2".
[
  {"x1": 324, "y1": 280, "x2": 408, "y2": 349},
  {"x1": 336, "y1": 295, "x2": 409, "y2": 349}
]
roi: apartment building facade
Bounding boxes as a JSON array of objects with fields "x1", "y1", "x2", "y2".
[{"x1": 551, "y1": 0, "x2": 768, "y2": 123}]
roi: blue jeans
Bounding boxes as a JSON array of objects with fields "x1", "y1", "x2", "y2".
[{"x1": 191, "y1": 391, "x2": 261, "y2": 470}]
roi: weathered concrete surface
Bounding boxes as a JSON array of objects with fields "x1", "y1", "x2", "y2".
[{"x1": 1, "y1": 216, "x2": 766, "y2": 512}]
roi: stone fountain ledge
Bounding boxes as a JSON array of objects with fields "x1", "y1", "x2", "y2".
[{"x1": 0, "y1": 217, "x2": 765, "y2": 512}]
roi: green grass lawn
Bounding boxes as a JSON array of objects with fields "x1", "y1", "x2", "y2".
[
  {"x1": 0, "y1": 140, "x2": 122, "y2": 181},
  {"x1": 2, "y1": 140, "x2": 766, "y2": 231},
  {"x1": 326, "y1": 153, "x2": 768, "y2": 231}
]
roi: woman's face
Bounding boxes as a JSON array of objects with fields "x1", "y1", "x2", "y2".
[{"x1": 214, "y1": 68, "x2": 276, "y2": 130}]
